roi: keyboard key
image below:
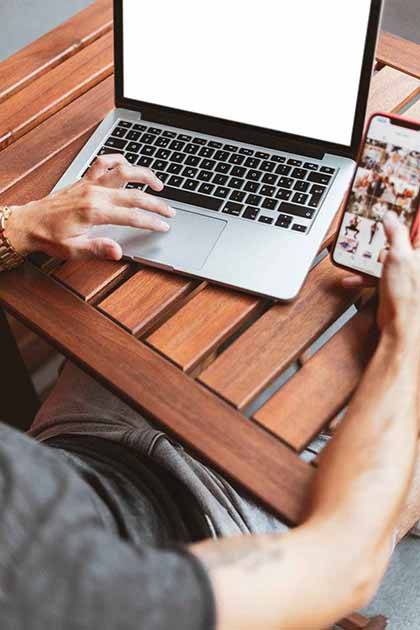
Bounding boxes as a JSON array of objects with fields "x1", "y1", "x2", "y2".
[
  {"x1": 98, "y1": 147, "x2": 124, "y2": 156},
  {"x1": 256, "y1": 151, "x2": 269, "y2": 159},
  {"x1": 309, "y1": 193, "x2": 323, "y2": 208},
  {"x1": 185, "y1": 155, "x2": 201, "y2": 166},
  {"x1": 259, "y1": 216, "x2": 274, "y2": 225},
  {"x1": 231, "y1": 166, "x2": 246, "y2": 177},
  {"x1": 126, "y1": 130, "x2": 141, "y2": 141},
  {"x1": 209, "y1": 140, "x2": 223, "y2": 148},
  {"x1": 133, "y1": 123, "x2": 147, "y2": 131},
  {"x1": 276, "y1": 214, "x2": 293, "y2": 229},
  {"x1": 229, "y1": 153, "x2": 245, "y2": 165},
  {"x1": 168, "y1": 176, "x2": 184, "y2": 187},
  {"x1": 167, "y1": 163, "x2": 183, "y2": 174},
  {"x1": 214, "y1": 186, "x2": 230, "y2": 198},
  {"x1": 126, "y1": 141, "x2": 141, "y2": 153},
  {"x1": 292, "y1": 192, "x2": 309, "y2": 205},
  {"x1": 149, "y1": 127, "x2": 162, "y2": 135},
  {"x1": 278, "y1": 202, "x2": 314, "y2": 219},
  {"x1": 105, "y1": 137, "x2": 127, "y2": 150},
  {"x1": 182, "y1": 167, "x2": 198, "y2": 178},
  {"x1": 140, "y1": 145, "x2": 156, "y2": 156},
  {"x1": 308, "y1": 172, "x2": 332, "y2": 185},
  {"x1": 270, "y1": 155, "x2": 286, "y2": 163},
  {"x1": 304, "y1": 162, "x2": 319, "y2": 171},
  {"x1": 201, "y1": 159, "x2": 216, "y2": 170},
  {"x1": 276, "y1": 188, "x2": 293, "y2": 201},
  {"x1": 198, "y1": 183, "x2": 215, "y2": 195},
  {"x1": 153, "y1": 159, "x2": 169, "y2": 171},
  {"x1": 169, "y1": 140, "x2": 185, "y2": 151},
  {"x1": 223, "y1": 202, "x2": 243, "y2": 216},
  {"x1": 125, "y1": 152, "x2": 138, "y2": 164},
  {"x1": 244, "y1": 181, "x2": 260, "y2": 193},
  {"x1": 246, "y1": 170, "x2": 262, "y2": 182},
  {"x1": 214, "y1": 150, "x2": 230, "y2": 162},
  {"x1": 229, "y1": 177, "x2": 245, "y2": 189},
  {"x1": 287, "y1": 158, "x2": 302, "y2": 166},
  {"x1": 262, "y1": 173, "x2": 278, "y2": 185},
  {"x1": 137, "y1": 155, "x2": 153, "y2": 167},
  {"x1": 262, "y1": 198, "x2": 278, "y2": 211},
  {"x1": 126, "y1": 182, "x2": 145, "y2": 190},
  {"x1": 294, "y1": 180, "x2": 310, "y2": 192},
  {"x1": 276, "y1": 164, "x2": 292, "y2": 176},
  {"x1": 156, "y1": 149, "x2": 171, "y2": 160},
  {"x1": 197, "y1": 170, "x2": 213, "y2": 182},
  {"x1": 278, "y1": 176, "x2": 294, "y2": 189},
  {"x1": 141, "y1": 133, "x2": 156, "y2": 144},
  {"x1": 260, "y1": 185, "x2": 276, "y2": 197},
  {"x1": 239, "y1": 148, "x2": 253, "y2": 155},
  {"x1": 199, "y1": 147, "x2": 214, "y2": 158},
  {"x1": 193, "y1": 137, "x2": 207, "y2": 145},
  {"x1": 171, "y1": 152, "x2": 186, "y2": 163},
  {"x1": 156, "y1": 172, "x2": 169, "y2": 183},
  {"x1": 163, "y1": 130, "x2": 176, "y2": 137},
  {"x1": 230, "y1": 190, "x2": 246, "y2": 202},
  {"x1": 119, "y1": 120, "x2": 132, "y2": 128},
  {"x1": 153, "y1": 135, "x2": 170, "y2": 148},
  {"x1": 292, "y1": 224, "x2": 307, "y2": 233},
  {"x1": 149, "y1": 186, "x2": 223, "y2": 211},
  {"x1": 183, "y1": 179, "x2": 199, "y2": 191},
  {"x1": 320, "y1": 166, "x2": 336, "y2": 174},
  {"x1": 185, "y1": 143, "x2": 199, "y2": 154},
  {"x1": 215, "y1": 163, "x2": 231, "y2": 174},
  {"x1": 310, "y1": 184, "x2": 326, "y2": 195},
  {"x1": 224, "y1": 144, "x2": 238, "y2": 152},
  {"x1": 178, "y1": 134, "x2": 192, "y2": 142},
  {"x1": 261, "y1": 160, "x2": 275, "y2": 172},
  {"x1": 243, "y1": 206, "x2": 259, "y2": 220},
  {"x1": 291, "y1": 168, "x2": 308, "y2": 180},
  {"x1": 213, "y1": 174, "x2": 229, "y2": 185},
  {"x1": 246, "y1": 194, "x2": 262, "y2": 206},
  {"x1": 112, "y1": 126, "x2": 128, "y2": 138},
  {"x1": 244, "y1": 157, "x2": 260, "y2": 168}
]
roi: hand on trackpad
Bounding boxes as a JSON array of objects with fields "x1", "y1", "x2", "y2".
[{"x1": 102, "y1": 208, "x2": 227, "y2": 270}]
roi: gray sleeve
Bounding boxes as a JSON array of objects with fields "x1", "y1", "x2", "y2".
[{"x1": 0, "y1": 424, "x2": 215, "y2": 630}]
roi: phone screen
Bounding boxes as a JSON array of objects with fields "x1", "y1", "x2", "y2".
[{"x1": 334, "y1": 115, "x2": 420, "y2": 278}]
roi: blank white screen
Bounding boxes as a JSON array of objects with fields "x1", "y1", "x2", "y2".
[{"x1": 123, "y1": 0, "x2": 372, "y2": 147}]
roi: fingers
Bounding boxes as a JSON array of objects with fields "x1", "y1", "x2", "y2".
[
  {"x1": 383, "y1": 211, "x2": 412, "y2": 256},
  {"x1": 64, "y1": 236, "x2": 123, "y2": 261},
  {"x1": 98, "y1": 206, "x2": 171, "y2": 232},
  {"x1": 341, "y1": 275, "x2": 377, "y2": 289},
  {"x1": 99, "y1": 162, "x2": 164, "y2": 191},
  {"x1": 106, "y1": 187, "x2": 175, "y2": 219},
  {"x1": 85, "y1": 153, "x2": 127, "y2": 180}
]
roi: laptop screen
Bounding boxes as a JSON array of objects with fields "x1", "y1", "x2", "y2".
[{"x1": 122, "y1": 0, "x2": 373, "y2": 148}]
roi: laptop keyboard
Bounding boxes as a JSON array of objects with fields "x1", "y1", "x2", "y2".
[{"x1": 83, "y1": 119, "x2": 338, "y2": 235}]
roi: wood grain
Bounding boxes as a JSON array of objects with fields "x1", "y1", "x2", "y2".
[
  {"x1": 0, "y1": 75, "x2": 114, "y2": 195},
  {"x1": 199, "y1": 257, "x2": 360, "y2": 410},
  {"x1": 53, "y1": 259, "x2": 130, "y2": 302},
  {"x1": 0, "y1": 263, "x2": 314, "y2": 525},
  {"x1": 365, "y1": 66, "x2": 420, "y2": 120},
  {"x1": 148, "y1": 285, "x2": 262, "y2": 372},
  {"x1": 405, "y1": 97, "x2": 420, "y2": 121},
  {"x1": 98, "y1": 268, "x2": 197, "y2": 335},
  {"x1": 0, "y1": 32, "x2": 114, "y2": 149},
  {"x1": 0, "y1": 0, "x2": 112, "y2": 103},
  {"x1": 377, "y1": 31, "x2": 420, "y2": 79},
  {"x1": 253, "y1": 303, "x2": 378, "y2": 451}
]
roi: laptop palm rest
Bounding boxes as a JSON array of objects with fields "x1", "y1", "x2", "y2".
[{"x1": 91, "y1": 208, "x2": 227, "y2": 271}]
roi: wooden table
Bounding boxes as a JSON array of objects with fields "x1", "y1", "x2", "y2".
[{"x1": 1, "y1": 2, "x2": 419, "y2": 628}]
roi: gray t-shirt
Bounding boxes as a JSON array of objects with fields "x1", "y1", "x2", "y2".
[{"x1": 0, "y1": 424, "x2": 215, "y2": 630}]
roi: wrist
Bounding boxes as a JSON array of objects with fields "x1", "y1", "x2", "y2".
[
  {"x1": 4, "y1": 204, "x2": 38, "y2": 256},
  {"x1": 380, "y1": 324, "x2": 419, "y2": 361}
]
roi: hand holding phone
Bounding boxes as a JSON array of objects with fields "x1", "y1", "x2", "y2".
[{"x1": 332, "y1": 113, "x2": 420, "y2": 279}]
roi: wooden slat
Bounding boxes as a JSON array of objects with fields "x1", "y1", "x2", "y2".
[
  {"x1": 0, "y1": 263, "x2": 314, "y2": 525},
  {"x1": 377, "y1": 31, "x2": 420, "y2": 79},
  {"x1": 199, "y1": 257, "x2": 360, "y2": 409},
  {"x1": 365, "y1": 66, "x2": 420, "y2": 120},
  {"x1": 405, "y1": 97, "x2": 420, "y2": 120},
  {"x1": 253, "y1": 303, "x2": 378, "y2": 451},
  {"x1": 53, "y1": 259, "x2": 130, "y2": 302},
  {"x1": 0, "y1": 75, "x2": 113, "y2": 194},
  {"x1": 98, "y1": 268, "x2": 197, "y2": 335},
  {"x1": 0, "y1": 0, "x2": 112, "y2": 103},
  {"x1": 148, "y1": 285, "x2": 262, "y2": 372},
  {"x1": 0, "y1": 32, "x2": 114, "y2": 149}
]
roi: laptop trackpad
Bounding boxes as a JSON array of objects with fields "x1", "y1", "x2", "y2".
[{"x1": 95, "y1": 209, "x2": 227, "y2": 271}]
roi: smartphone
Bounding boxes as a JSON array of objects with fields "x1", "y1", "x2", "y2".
[{"x1": 332, "y1": 112, "x2": 420, "y2": 278}]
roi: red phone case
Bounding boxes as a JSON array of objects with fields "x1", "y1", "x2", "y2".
[{"x1": 332, "y1": 111, "x2": 420, "y2": 277}]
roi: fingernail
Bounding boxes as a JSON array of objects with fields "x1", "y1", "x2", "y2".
[
  {"x1": 160, "y1": 221, "x2": 170, "y2": 231},
  {"x1": 168, "y1": 206, "x2": 176, "y2": 217}
]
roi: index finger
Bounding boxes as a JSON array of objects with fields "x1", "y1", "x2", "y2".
[{"x1": 383, "y1": 211, "x2": 412, "y2": 255}]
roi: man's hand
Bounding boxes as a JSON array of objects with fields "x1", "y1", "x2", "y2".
[
  {"x1": 5, "y1": 154, "x2": 175, "y2": 261},
  {"x1": 342, "y1": 211, "x2": 420, "y2": 337}
]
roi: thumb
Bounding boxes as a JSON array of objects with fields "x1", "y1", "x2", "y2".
[
  {"x1": 383, "y1": 211, "x2": 411, "y2": 255},
  {"x1": 65, "y1": 236, "x2": 123, "y2": 261}
]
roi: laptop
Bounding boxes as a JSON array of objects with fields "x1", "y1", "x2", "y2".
[{"x1": 53, "y1": 0, "x2": 383, "y2": 301}]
